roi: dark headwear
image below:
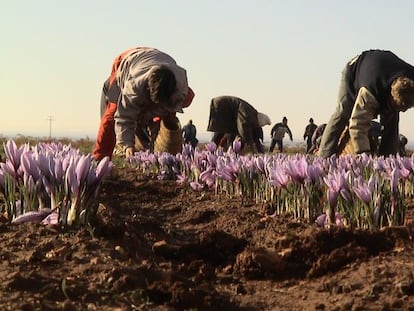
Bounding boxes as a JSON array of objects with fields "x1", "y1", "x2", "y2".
[{"x1": 283, "y1": 117, "x2": 287, "y2": 122}]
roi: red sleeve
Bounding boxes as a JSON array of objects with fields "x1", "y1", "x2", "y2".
[
  {"x1": 93, "y1": 102, "x2": 117, "y2": 160},
  {"x1": 182, "y1": 87, "x2": 195, "y2": 108}
]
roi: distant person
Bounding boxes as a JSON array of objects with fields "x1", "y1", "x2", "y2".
[
  {"x1": 303, "y1": 118, "x2": 318, "y2": 153},
  {"x1": 93, "y1": 47, "x2": 195, "y2": 160},
  {"x1": 399, "y1": 134, "x2": 408, "y2": 156},
  {"x1": 269, "y1": 117, "x2": 293, "y2": 153},
  {"x1": 369, "y1": 120, "x2": 383, "y2": 154},
  {"x1": 308, "y1": 123, "x2": 327, "y2": 154},
  {"x1": 207, "y1": 96, "x2": 271, "y2": 153},
  {"x1": 318, "y1": 49, "x2": 414, "y2": 157},
  {"x1": 182, "y1": 119, "x2": 198, "y2": 148}
]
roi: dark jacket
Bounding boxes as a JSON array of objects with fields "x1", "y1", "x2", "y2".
[
  {"x1": 348, "y1": 50, "x2": 414, "y2": 155},
  {"x1": 207, "y1": 96, "x2": 260, "y2": 146},
  {"x1": 320, "y1": 50, "x2": 414, "y2": 157},
  {"x1": 350, "y1": 50, "x2": 414, "y2": 105},
  {"x1": 270, "y1": 123, "x2": 292, "y2": 141},
  {"x1": 304, "y1": 123, "x2": 317, "y2": 141}
]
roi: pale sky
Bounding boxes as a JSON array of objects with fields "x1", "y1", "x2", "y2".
[{"x1": 2, "y1": 0, "x2": 414, "y2": 143}]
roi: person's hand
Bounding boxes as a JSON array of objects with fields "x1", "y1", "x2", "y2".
[{"x1": 125, "y1": 146, "x2": 135, "y2": 158}]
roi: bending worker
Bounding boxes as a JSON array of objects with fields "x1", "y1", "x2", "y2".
[
  {"x1": 93, "y1": 47, "x2": 195, "y2": 160},
  {"x1": 207, "y1": 96, "x2": 271, "y2": 153},
  {"x1": 318, "y1": 49, "x2": 414, "y2": 157},
  {"x1": 308, "y1": 123, "x2": 327, "y2": 154}
]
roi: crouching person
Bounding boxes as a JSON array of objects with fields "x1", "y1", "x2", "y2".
[
  {"x1": 207, "y1": 96, "x2": 271, "y2": 154},
  {"x1": 319, "y1": 50, "x2": 414, "y2": 157},
  {"x1": 93, "y1": 46, "x2": 195, "y2": 160}
]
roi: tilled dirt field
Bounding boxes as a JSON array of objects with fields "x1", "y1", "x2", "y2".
[{"x1": 0, "y1": 166, "x2": 414, "y2": 310}]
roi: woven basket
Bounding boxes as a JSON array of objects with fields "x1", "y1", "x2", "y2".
[
  {"x1": 154, "y1": 119, "x2": 183, "y2": 154},
  {"x1": 134, "y1": 136, "x2": 146, "y2": 151},
  {"x1": 337, "y1": 128, "x2": 355, "y2": 155}
]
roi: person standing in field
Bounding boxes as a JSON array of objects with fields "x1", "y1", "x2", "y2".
[
  {"x1": 93, "y1": 47, "x2": 195, "y2": 160},
  {"x1": 368, "y1": 120, "x2": 383, "y2": 154},
  {"x1": 269, "y1": 117, "x2": 293, "y2": 153},
  {"x1": 399, "y1": 134, "x2": 408, "y2": 156},
  {"x1": 182, "y1": 119, "x2": 198, "y2": 148},
  {"x1": 318, "y1": 49, "x2": 414, "y2": 157},
  {"x1": 207, "y1": 96, "x2": 271, "y2": 153},
  {"x1": 303, "y1": 118, "x2": 318, "y2": 153},
  {"x1": 308, "y1": 123, "x2": 327, "y2": 154}
]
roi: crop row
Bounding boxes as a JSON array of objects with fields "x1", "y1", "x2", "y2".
[
  {"x1": 128, "y1": 141, "x2": 413, "y2": 230},
  {"x1": 0, "y1": 140, "x2": 112, "y2": 225}
]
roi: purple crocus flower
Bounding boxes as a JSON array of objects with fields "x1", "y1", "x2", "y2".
[
  {"x1": 284, "y1": 156, "x2": 308, "y2": 184},
  {"x1": 340, "y1": 188, "x2": 352, "y2": 202},
  {"x1": 35, "y1": 152, "x2": 51, "y2": 177},
  {"x1": 327, "y1": 188, "x2": 339, "y2": 207},
  {"x1": 352, "y1": 176, "x2": 373, "y2": 204},
  {"x1": 181, "y1": 144, "x2": 194, "y2": 159},
  {"x1": 390, "y1": 167, "x2": 399, "y2": 195},
  {"x1": 55, "y1": 158, "x2": 65, "y2": 182},
  {"x1": 204, "y1": 171, "x2": 217, "y2": 187},
  {"x1": 200, "y1": 168, "x2": 217, "y2": 188},
  {"x1": 396, "y1": 162, "x2": 410, "y2": 179},
  {"x1": 315, "y1": 214, "x2": 327, "y2": 226},
  {"x1": 65, "y1": 159, "x2": 80, "y2": 196},
  {"x1": 176, "y1": 173, "x2": 187, "y2": 185},
  {"x1": 199, "y1": 168, "x2": 213, "y2": 182},
  {"x1": 216, "y1": 158, "x2": 238, "y2": 182},
  {"x1": 94, "y1": 156, "x2": 112, "y2": 183},
  {"x1": 307, "y1": 162, "x2": 324, "y2": 183},
  {"x1": 207, "y1": 153, "x2": 217, "y2": 167},
  {"x1": 205, "y1": 142, "x2": 217, "y2": 153},
  {"x1": 20, "y1": 151, "x2": 41, "y2": 182},
  {"x1": 232, "y1": 139, "x2": 242, "y2": 154},
  {"x1": 42, "y1": 212, "x2": 59, "y2": 225},
  {"x1": 253, "y1": 157, "x2": 264, "y2": 173},
  {"x1": 76, "y1": 155, "x2": 92, "y2": 185},
  {"x1": 12, "y1": 208, "x2": 53, "y2": 224},
  {"x1": 189, "y1": 181, "x2": 204, "y2": 191},
  {"x1": 398, "y1": 156, "x2": 412, "y2": 173},
  {"x1": 323, "y1": 170, "x2": 346, "y2": 193},
  {"x1": 0, "y1": 160, "x2": 17, "y2": 178},
  {"x1": 268, "y1": 166, "x2": 290, "y2": 188},
  {"x1": 315, "y1": 212, "x2": 344, "y2": 227},
  {"x1": 373, "y1": 157, "x2": 385, "y2": 172},
  {"x1": 216, "y1": 168, "x2": 236, "y2": 182},
  {"x1": 3, "y1": 140, "x2": 25, "y2": 170}
]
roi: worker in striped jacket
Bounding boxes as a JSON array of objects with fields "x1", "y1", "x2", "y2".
[{"x1": 93, "y1": 47, "x2": 195, "y2": 160}]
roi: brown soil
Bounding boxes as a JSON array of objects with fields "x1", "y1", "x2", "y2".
[{"x1": 1, "y1": 166, "x2": 414, "y2": 310}]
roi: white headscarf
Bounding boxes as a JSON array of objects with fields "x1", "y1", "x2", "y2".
[{"x1": 257, "y1": 112, "x2": 271, "y2": 127}]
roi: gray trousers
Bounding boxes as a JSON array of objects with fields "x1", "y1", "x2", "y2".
[{"x1": 318, "y1": 58, "x2": 357, "y2": 157}]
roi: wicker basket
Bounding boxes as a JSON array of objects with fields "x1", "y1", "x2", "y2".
[{"x1": 154, "y1": 118, "x2": 183, "y2": 154}]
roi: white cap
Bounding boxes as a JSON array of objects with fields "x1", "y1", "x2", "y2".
[{"x1": 257, "y1": 112, "x2": 271, "y2": 127}]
